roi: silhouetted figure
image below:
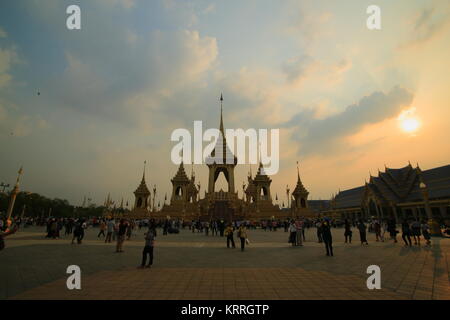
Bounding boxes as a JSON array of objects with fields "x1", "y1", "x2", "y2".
[
  {"x1": 401, "y1": 220, "x2": 412, "y2": 247},
  {"x1": 322, "y1": 221, "x2": 333, "y2": 256},
  {"x1": 357, "y1": 220, "x2": 368, "y2": 245},
  {"x1": 344, "y1": 219, "x2": 352, "y2": 243}
]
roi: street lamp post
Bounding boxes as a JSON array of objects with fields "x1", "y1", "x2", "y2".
[
  {"x1": 286, "y1": 184, "x2": 291, "y2": 219},
  {"x1": 419, "y1": 182, "x2": 442, "y2": 236},
  {"x1": 6, "y1": 167, "x2": 24, "y2": 222}
]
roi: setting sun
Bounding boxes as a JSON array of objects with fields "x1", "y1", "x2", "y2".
[
  {"x1": 401, "y1": 117, "x2": 420, "y2": 133},
  {"x1": 398, "y1": 108, "x2": 421, "y2": 134}
]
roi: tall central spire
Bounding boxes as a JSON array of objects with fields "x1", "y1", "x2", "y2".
[
  {"x1": 142, "y1": 160, "x2": 147, "y2": 182},
  {"x1": 219, "y1": 93, "x2": 224, "y2": 134}
]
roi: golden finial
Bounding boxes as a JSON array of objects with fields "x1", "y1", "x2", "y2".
[{"x1": 219, "y1": 93, "x2": 224, "y2": 134}]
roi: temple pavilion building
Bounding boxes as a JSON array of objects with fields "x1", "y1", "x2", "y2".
[
  {"x1": 127, "y1": 95, "x2": 315, "y2": 221},
  {"x1": 327, "y1": 163, "x2": 450, "y2": 224}
]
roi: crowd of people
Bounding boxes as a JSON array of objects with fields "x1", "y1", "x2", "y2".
[{"x1": 1, "y1": 214, "x2": 449, "y2": 264}]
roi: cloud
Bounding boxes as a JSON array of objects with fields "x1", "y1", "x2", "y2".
[
  {"x1": 101, "y1": 0, "x2": 135, "y2": 9},
  {"x1": 284, "y1": 87, "x2": 414, "y2": 155},
  {"x1": 0, "y1": 27, "x2": 6, "y2": 38},
  {"x1": 401, "y1": 7, "x2": 450, "y2": 48},
  {"x1": 283, "y1": 1, "x2": 333, "y2": 46},
  {"x1": 0, "y1": 46, "x2": 18, "y2": 88},
  {"x1": 202, "y1": 4, "x2": 216, "y2": 15},
  {"x1": 0, "y1": 102, "x2": 48, "y2": 137},
  {"x1": 326, "y1": 59, "x2": 352, "y2": 84},
  {"x1": 282, "y1": 55, "x2": 316, "y2": 84},
  {"x1": 47, "y1": 29, "x2": 218, "y2": 127}
]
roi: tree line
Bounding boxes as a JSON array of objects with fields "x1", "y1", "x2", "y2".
[{"x1": 0, "y1": 191, "x2": 106, "y2": 218}]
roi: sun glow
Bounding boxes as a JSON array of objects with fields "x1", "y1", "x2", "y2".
[{"x1": 398, "y1": 108, "x2": 421, "y2": 134}]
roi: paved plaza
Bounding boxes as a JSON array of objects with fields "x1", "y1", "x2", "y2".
[{"x1": 1, "y1": 226, "x2": 449, "y2": 300}]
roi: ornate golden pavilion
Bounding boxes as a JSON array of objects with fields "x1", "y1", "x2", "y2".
[{"x1": 127, "y1": 95, "x2": 315, "y2": 221}]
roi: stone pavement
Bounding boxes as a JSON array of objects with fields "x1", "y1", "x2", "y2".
[{"x1": 1, "y1": 226, "x2": 449, "y2": 300}]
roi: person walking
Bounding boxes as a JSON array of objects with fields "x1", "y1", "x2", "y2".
[
  {"x1": 237, "y1": 224, "x2": 248, "y2": 251},
  {"x1": 225, "y1": 224, "x2": 236, "y2": 248},
  {"x1": 295, "y1": 219, "x2": 303, "y2": 246},
  {"x1": 374, "y1": 219, "x2": 382, "y2": 242},
  {"x1": 344, "y1": 219, "x2": 352, "y2": 244},
  {"x1": 116, "y1": 219, "x2": 128, "y2": 253},
  {"x1": 357, "y1": 220, "x2": 369, "y2": 245},
  {"x1": 401, "y1": 219, "x2": 412, "y2": 247},
  {"x1": 113, "y1": 220, "x2": 119, "y2": 241},
  {"x1": 64, "y1": 219, "x2": 71, "y2": 236},
  {"x1": 98, "y1": 220, "x2": 106, "y2": 238},
  {"x1": 126, "y1": 221, "x2": 133, "y2": 240},
  {"x1": 387, "y1": 217, "x2": 398, "y2": 243},
  {"x1": 316, "y1": 220, "x2": 323, "y2": 243},
  {"x1": 322, "y1": 220, "x2": 333, "y2": 256},
  {"x1": 50, "y1": 219, "x2": 58, "y2": 239},
  {"x1": 411, "y1": 220, "x2": 421, "y2": 246},
  {"x1": 288, "y1": 221, "x2": 297, "y2": 246},
  {"x1": 139, "y1": 225, "x2": 156, "y2": 268},
  {"x1": 219, "y1": 220, "x2": 225, "y2": 237},
  {"x1": 163, "y1": 219, "x2": 169, "y2": 235},
  {"x1": 211, "y1": 220, "x2": 218, "y2": 236},
  {"x1": 71, "y1": 220, "x2": 85, "y2": 245},
  {"x1": 302, "y1": 219, "x2": 306, "y2": 241},
  {"x1": 421, "y1": 220, "x2": 431, "y2": 246},
  {"x1": 204, "y1": 221, "x2": 210, "y2": 236},
  {"x1": 105, "y1": 219, "x2": 114, "y2": 243}
]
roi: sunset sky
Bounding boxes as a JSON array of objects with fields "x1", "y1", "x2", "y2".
[{"x1": 0, "y1": 0, "x2": 449, "y2": 207}]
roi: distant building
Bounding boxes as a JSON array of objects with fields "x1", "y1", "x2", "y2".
[
  {"x1": 308, "y1": 200, "x2": 331, "y2": 215},
  {"x1": 326, "y1": 163, "x2": 450, "y2": 222}
]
